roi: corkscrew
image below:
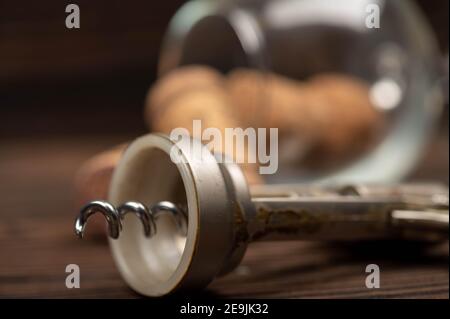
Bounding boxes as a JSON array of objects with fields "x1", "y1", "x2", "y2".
[
  {"x1": 74, "y1": 133, "x2": 449, "y2": 297},
  {"x1": 75, "y1": 200, "x2": 187, "y2": 239}
]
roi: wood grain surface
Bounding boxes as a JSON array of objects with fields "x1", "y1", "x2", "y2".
[{"x1": 0, "y1": 136, "x2": 448, "y2": 299}]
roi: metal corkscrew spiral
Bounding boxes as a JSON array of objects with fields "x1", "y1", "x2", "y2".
[{"x1": 75, "y1": 200, "x2": 188, "y2": 239}]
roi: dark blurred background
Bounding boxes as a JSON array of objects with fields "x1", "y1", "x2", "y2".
[
  {"x1": 0, "y1": 0, "x2": 186, "y2": 138},
  {"x1": 0, "y1": 0, "x2": 448, "y2": 139}
]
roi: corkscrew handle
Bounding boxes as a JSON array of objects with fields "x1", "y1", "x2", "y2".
[{"x1": 248, "y1": 184, "x2": 449, "y2": 242}]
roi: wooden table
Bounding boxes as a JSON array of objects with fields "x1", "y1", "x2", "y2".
[{"x1": 0, "y1": 136, "x2": 448, "y2": 298}]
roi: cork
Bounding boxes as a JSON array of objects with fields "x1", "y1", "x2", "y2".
[
  {"x1": 304, "y1": 73, "x2": 382, "y2": 163},
  {"x1": 227, "y1": 68, "x2": 382, "y2": 166},
  {"x1": 226, "y1": 69, "x2": 268, "y2": 127},
  {"x1": 145, "y1": 65, "x2": 226, "y2": 129}
]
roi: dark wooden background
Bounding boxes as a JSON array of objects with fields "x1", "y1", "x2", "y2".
[
  {"x1": 0, "y1": 0, "x2": 448, "y2": 298},
  {"x1": 0, "y1": 0, "x2": 448, "y2": 138}
]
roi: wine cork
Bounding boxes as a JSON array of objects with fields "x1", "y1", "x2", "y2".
[
  {"x1": 75, "y1": 144, "x2": 127, "y2": 203},
  {"x1": 151, "y1": 87, "x2": 236, "y2": 133},
  {"x1": 225, "y1": 69, "x2": 267, "y2": 127},
  {"x1": 227, "y1": 68, "x2": 382, "y2": 165},
  {"x1": 145, "y1": 65, "x2": 226, "y2": 129},
  {"x1": 305, "y1": 73, "x2": 382, "y2": 161}
]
